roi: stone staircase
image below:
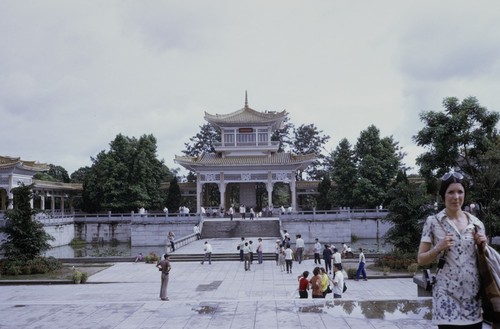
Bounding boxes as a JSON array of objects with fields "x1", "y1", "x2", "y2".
[{"x1": 200, "y1": 219, "x2": 281, "y2": 238}]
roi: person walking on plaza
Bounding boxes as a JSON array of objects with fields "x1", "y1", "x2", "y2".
[
  {"x1": 285, "y1": 244, "x2": 293, "y2": 274},
  {"x1": 417, "y1": 172, "x2": 487, "y2": 328},
  {"x1": 168, "y1": 231, "x2": 175, "y2": 252},
  {"x1": 243, "y1": 242, "x2": 251, "y2": 271},
  {"x1": 228, "y1": 205, "x2": 234, "y2": 221},
  {"x1": 275, "y1": 240, "x2": 281, "y2": 266},
  {"x1": 193, "y1": 224, "x2": 201, "y2": 240},
  {"x1": 355, "y1": 247, "x2": 367, "y2": 281},
  {"x1": 239, "y1": 205, "x2": 246, "y2": 220},
  {"x1": 313, "y1": 238, "x2": 322, "y2": 265},
  {"x1": 249, "y1": 207, "x2": 255, "y2": 220},
  {"x1": 238, "y1": 237, "x2": 245, "y2": 261},
  {"x1": 297, "y1": 271, "x2": 310, "y2": 299},
  {"x1": 248, "y1": 240, "x2": 254, "y2": 264},
  {"x1": 332, "y1": 263, "x2": 344, "y2": 299},
  {"x1": 257, "y1": 238, "x2": 264, "y2": 264},
  {"x1": 201, "y1": 241, "x2": 212, "y2": 265},
  {"x1": 278, "y1": 247, "x2": 286, "y2": 271},
  {"x1": 332, "y1": 248, "x2": 342, "y2": 273},
  {"x1": 295, "y1": 234, "x2": 305, "y2": 264},
  {"x1": 323, "y1": 244, "x2": 333, "y2": 274},
  {"x1": 156, "y1": 253, "x2": 171, "y2": 301}
]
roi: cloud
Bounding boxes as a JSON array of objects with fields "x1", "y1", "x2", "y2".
[{"x1": 1, "y1": 1, "x2": 499, "y2": 176}]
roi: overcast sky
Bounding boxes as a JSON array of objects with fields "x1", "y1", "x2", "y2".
[{"x1": 2, "y1": 1, "x2": 500, "y2": 176}]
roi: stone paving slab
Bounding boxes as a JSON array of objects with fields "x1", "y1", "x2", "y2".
[{"x1": 0, "y1": 237, "x2": 491, "y2": 328}]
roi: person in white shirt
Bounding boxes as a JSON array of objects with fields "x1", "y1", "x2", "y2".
[
  {"x1": 257, "y1": 238, "x2": 264, "y2": 264},
  {"x1": 285, "y1": 245, "x2": 293, "y2": 274},
  {"x1": 355, "y1": 248, "x2": 367, "y2": 281},
  {"x1": 333, "y1": 248, "x2": 342, "y2": 269},
  {"x1": 201, "y1": 241, "x2": 212, "y2": 265},
  {"x1": 193, "y1": 224, "x2": 201, "y2": 240},
  {"x1": 314, "y1": 238, "x2": 322, "y2": 265},
  {"x1": 295, "y1": 234, "x2": 305, "y2": 264},
  {"x1": 243, "y1": 242, "x2": 251, "y2": 271},
  {"x1": 332, "y1": 263, "x2": 344, "y2": 298},
  {"x1": 239, "y1": 205, "x2": 246, "y2": 220}
]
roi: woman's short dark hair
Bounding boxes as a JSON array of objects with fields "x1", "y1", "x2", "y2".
[
  {"x1": 313, "y1": 267, "x2": 320, "y2": 276},
  {"x1": 439, "y1": 172, "x2": 467, "y2": 200}
]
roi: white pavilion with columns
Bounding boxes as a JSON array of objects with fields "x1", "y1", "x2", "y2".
[{"x1": 174, "y1": 95, "x2": 317, "y2": 214}]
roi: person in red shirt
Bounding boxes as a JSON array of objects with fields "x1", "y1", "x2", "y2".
[{"x1": 297, "y1": 271, "x2": 310, "y2": 299}]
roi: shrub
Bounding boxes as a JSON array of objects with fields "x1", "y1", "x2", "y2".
[
  {"x1": 346, "y1": 267, "x2": 357, "y2": 279},
  {"x1": 407, "y1": 263, "x2": 419, "y2": 274},
  {"x1": 80, "y1": 271, "x2": 89, "y2": 283},
  {"x1": 144, "y1": 252, "x2": 160, "y2": 264},
  {"x1": 375, "y1": 251, "x2": 417, "y2": 271},
  {"x1": 72, "y1": 271, "x2": 82, "y2": 283}
]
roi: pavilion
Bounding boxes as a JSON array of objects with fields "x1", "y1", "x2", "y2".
[{"x1": 174, "y1": 94, "x2": 317, "y2": 214}]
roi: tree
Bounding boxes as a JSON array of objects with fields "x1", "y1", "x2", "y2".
[
  {"x1": 70, "y1": 166, "x2": 91, "y2": 183},
  {"x1": 353, "y1": 125, "x2": 403, "y2": 208},
  {"x1": 326, "y1": 138, "x2": 357, "y2": 207},
  {"x1": 383, "y1": 173, "x2": 434, "y2": 253},
  {"x1": 414, "y1": 96, "x2": 500, "y2": 237},
  {"x1": 82, "y1": 134, "x2": 170, "y2": 212},
  {"x1": 271, "y1": 116, "x2": 294, "y2": 152},
  {"x1": 182, "y1": 123, "x2": 220, "y2": 157},
  {"x1": 316, "y1": 174, "x2": 332, "y2": 210},
  {"x1": 0, "y1": 184, "x2": 54, "y2": 262},
  {"x1": 165, "y1": 176, "x2": 181, "y2": 213},
  {"x1": 33, "y1": 164, "x2": 70, "y2": 183},
  {"x1": 290, "y1": 123, "x2": 330, "y2": 180},
  {"x1": 414, "y1": 96, "x2": 499, "y2": 188}
]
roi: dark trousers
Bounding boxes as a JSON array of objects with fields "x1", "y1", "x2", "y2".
[
  {"x1": 299, "y1": 291, "x2": 308, "y2": 299},
  {"x1": 285, "y1": 260, "x2": 292, "y2": 273},
  {"x1": 314, "y1": 253, "x2": 321, "y2": 264},
  {"x1": 201, "y1": 252, "x2": 211, "y2": 264}
]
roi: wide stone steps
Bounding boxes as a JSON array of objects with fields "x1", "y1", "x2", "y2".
[{"x1": 201, "y1": 219, "x2": 280, "y2": 238}]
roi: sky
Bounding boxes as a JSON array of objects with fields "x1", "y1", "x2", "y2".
[{"x1": 2, "y1": 1, "x2": 500, "y2": 177}]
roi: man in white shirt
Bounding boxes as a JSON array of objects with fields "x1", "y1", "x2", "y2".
[
  {"x1": 332, "y1": 263, "x2": 344, "y2": 298},
  {"x1": 314, "y1": 238, "x2": 322, "y2": 265},
  {"x1": 201, "y1": 241, "x2": 212, "y2": 265},
  {"x1": 193, "y1": 224, "x2": 201, "y2": 240},
  {"x1": 333, "y1": 248, "x2": 342, "y2": 268},
  {"x1": 295, "y1": 234, "x2": 305, "y2": 264}
]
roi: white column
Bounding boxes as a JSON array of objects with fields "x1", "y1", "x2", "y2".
[
  {"x1": 219, "y1": 181, "x2": 226, "y2": 214},
  {"x1": 196, "y1": 174, "x2": 202, "y2": 214},
  {"x1": 61, "y1": 195, "x2": 65, "y2": 215},
  {"x1": 41, "y1": 193, "x2": 46, "y2": 210},
  {"x1": 290, "y1": 175, "x2": 297, "y2": 211},
  {"x1": 266, "y1": 181, "x2": 273, "y2": 209}
]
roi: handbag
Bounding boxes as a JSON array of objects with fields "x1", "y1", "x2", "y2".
[
  {"x1": 343, "y1": 282, "x2": 347, "y2": 293},
  {"x1": 476, "y1": 243, "x2": 500, "y2": 325},
  {"x1": 325, "y1": 285, "x2": 332, "y2": 294}
]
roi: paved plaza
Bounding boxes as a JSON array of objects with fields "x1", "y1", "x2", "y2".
[{"x1": 0, "y1": 238, "x2": 488, "y2": 329}]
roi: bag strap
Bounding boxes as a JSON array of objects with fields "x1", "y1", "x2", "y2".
[{"x1": 432, "y1": 215, "x2": 448, "y2": 279}]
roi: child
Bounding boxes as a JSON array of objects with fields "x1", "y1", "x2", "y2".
[
  {"x1": 278, "y1": 248, "x2": 286, "y2": 272},
  {"x1": 297, "y1": 271, "x2": 310, "y2": 299}
]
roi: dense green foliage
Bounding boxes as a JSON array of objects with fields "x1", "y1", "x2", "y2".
[
  {"x1": 383, "y1": 171, "x2": 434, "y2": 253},
  {"x1": 165, "y1": 176, "x2": 182, "y2": 213},
  {"x1": 34, "y1": 164, "x2": 70, "y2": 183},
  {"x1": 325, "y1": 126, "x2": 404, "y2": 208},
  {"x1": 414, "y1": 96, "x2": 500, "y2": 236},
  {"x1": 182, "y1": 123, "x2": 220, "y2": 157},
  {"x1": 0, "y1": 184, "x2": 54, "y2": 262},
  {"x1": 82, "y1": 134, "x2": 171, "y2": 212},
  {"x1": 290, "y1": 123, "x2": 330, "y2": 180}
]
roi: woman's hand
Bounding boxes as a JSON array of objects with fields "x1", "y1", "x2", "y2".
[
  {"x1": 436, "y1": 233, "x2": 455, "y2": 252},
  {"x1": 474, "y1": 231, "x2": 487, "y2": 249}
]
